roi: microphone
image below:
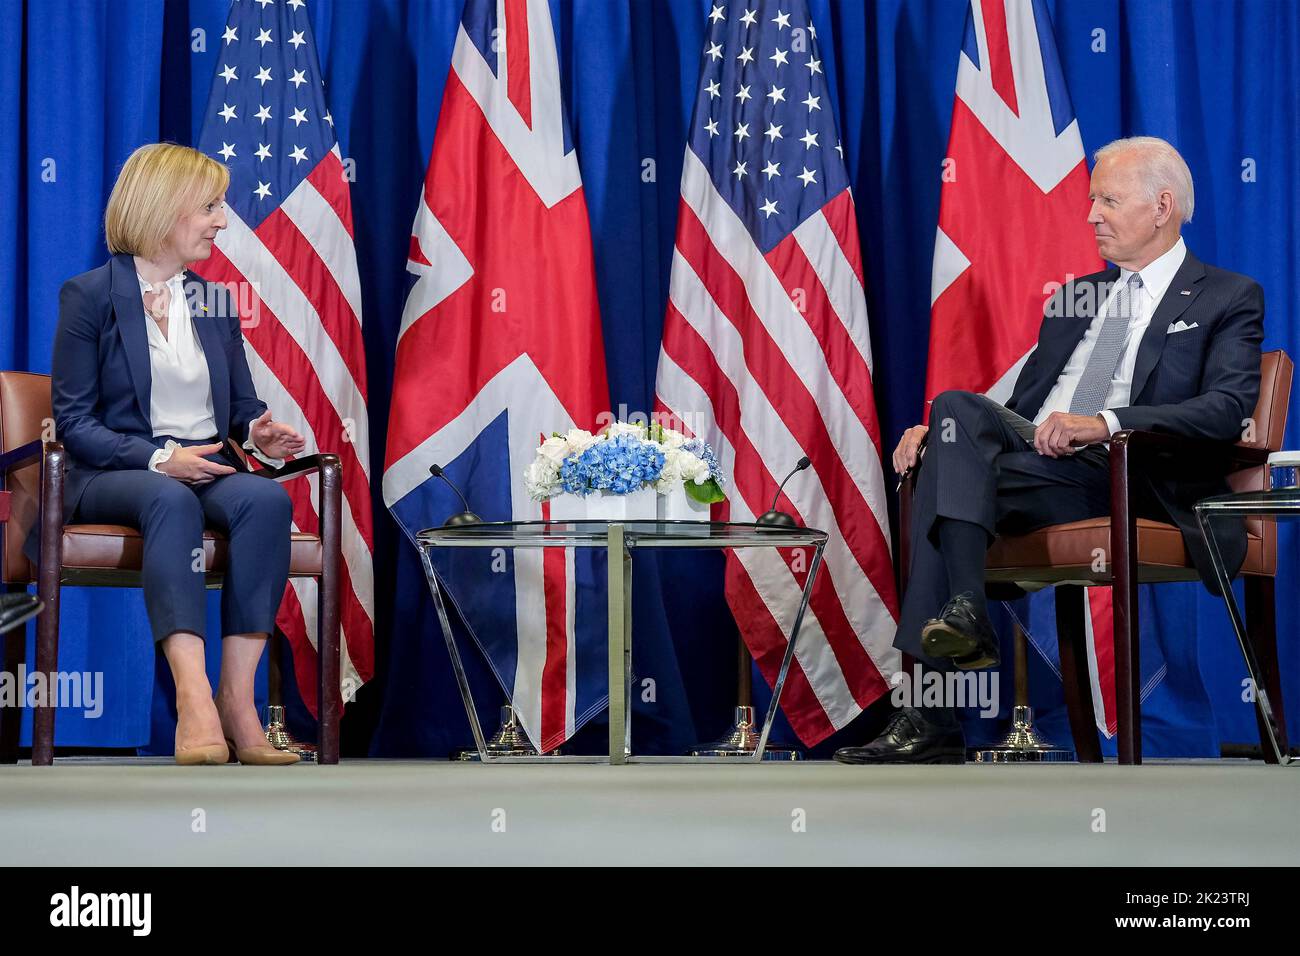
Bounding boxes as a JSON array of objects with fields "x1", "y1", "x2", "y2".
[
  {"x1": 756, "y1": 456, "x2": 811, "y2": 528},
  {"x1": 429, "y1": 464, "x2": 483, "y2": 527}
]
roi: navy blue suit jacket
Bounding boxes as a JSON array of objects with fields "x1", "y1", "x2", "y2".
[
  {"x1": 1005, "y1": 250, "x2": 1265, "y2": 589},
  {"x1": 48, "y1": 252, "x2": 269, "y2": 520}
]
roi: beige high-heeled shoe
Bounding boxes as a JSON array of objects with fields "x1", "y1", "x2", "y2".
[
  {"x1": 175, "y1": 741, "x2": 230, "y2": 766},
  {"x1": 225, "y1": 737, "x2": 301, "y2": 766}
]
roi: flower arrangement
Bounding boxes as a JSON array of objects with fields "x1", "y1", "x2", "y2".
[{"x1": 524, "y1": 421, "x2": 726, "y2": 504}]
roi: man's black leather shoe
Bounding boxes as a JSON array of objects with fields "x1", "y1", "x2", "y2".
[
  {"x1": 920, "y1": 593, "x2": 1000, "y2": 670},
  {"x1": 833, "y1": 708, "x2": 965, "y2": 764},
  {"x1": 0, "y1": 593, "x2": 42, "y2": 636}
]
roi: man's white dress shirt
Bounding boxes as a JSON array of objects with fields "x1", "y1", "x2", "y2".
[{"x1": 1032, "y1": 237, "x2": 1188, "y2": 436}]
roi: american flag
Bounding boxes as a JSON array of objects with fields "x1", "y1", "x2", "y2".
[
  {"x1": 194, "y1": 0, "x2": 375, "y2": 715},
  {"x1": 654, "y1": 0, "x2": 899, "y2": 745},
  {"x1": 927, "y1": 0, "x2": 1142, "y2": 737},
  {"x1": 382, "y1": 0, "x2": 610, "y2": 754}
]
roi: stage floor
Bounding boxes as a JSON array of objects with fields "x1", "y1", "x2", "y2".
[{"x1": 2, "y1": 759, "x2": 1297, "y2": 865}]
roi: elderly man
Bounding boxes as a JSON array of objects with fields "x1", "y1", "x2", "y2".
[{"x1": 835, "y1": 137, "x2": 1264, "y2": 765}]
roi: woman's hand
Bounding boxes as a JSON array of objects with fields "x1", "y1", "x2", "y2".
[
  {"x1": 249, "y1": 410, "x2": 307, "y2": 460},
  {"x1": 157, "y1": 442, "x2": 237, "y2": 485}
]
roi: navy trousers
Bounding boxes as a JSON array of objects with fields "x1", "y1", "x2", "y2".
[
  {"x1": 73, "y1": 453, "x2": 293, "y2": 643},
  {"x1": 893, "y1": 390, "x2": 1121, "y2": 663}
]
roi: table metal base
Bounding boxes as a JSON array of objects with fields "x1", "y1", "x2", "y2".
[{"x1": 419, "y1": 520, "x2": 828, "y2": 764}]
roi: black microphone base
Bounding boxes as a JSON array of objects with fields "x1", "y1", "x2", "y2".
[
  {"x1": 755, "y1": 510, "x2": 797, "y2": 529},
  {"x1": 443, "y1": 511, "x2": 483, "y2": 527}
]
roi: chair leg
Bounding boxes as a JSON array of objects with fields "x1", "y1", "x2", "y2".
[
  {"x1": 1055, "y1": 586, "x2": 1102, "y2": 762},
  {"x1": 315, "y1": 455, "x2": 343, "y2": 765},
  {"x1": 1244, "y1": 576, "x2": 1288, "y2": 762},
  {"x1": 1112, "y1": 577, "x2": 1141, "y2": 766},
  {"x1": 1, "y1": 584, "x2": 27, "y2": 763},
  {"x1": 31, "y1": 576, "x2": 59, "y2": 766}
]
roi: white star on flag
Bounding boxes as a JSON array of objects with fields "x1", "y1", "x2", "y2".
[{"x1": 253, "y1": 180, "x2": 271, "y2": 200}]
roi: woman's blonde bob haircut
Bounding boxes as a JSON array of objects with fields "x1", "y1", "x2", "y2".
[{"x1": 104, "y1": 143, "x2": 229, "y2": 259}]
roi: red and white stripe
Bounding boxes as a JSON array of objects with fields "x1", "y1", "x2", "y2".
[
  {"x1": 655, "y1": 149, "x2": 899, "y2": 746},
  {"x1": 197, "y1": 144, "x2": 375, "y2": 714}
]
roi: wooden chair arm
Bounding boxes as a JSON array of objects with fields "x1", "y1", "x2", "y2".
[{"x1": 1110, "y1": 428, "x2": 1270, "y2": 478}]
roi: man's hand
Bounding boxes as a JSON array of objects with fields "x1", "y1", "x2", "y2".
[
  {"x1": 1033, "y1": 412, "x2": 1109, "y2": 458},
  {"x1": 249, "y1": 410, "x2": 307, "y2": 460},
  {"x1": 893, "y1": 424, "x2": 929, "y2": 476},
  {"x1": 157, "y1": 443, "x2": 237, "y2": 485}
]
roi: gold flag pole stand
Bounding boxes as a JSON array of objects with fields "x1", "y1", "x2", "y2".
[
  {"x1": 689, "y1": 637, "x2": 801, "y2": 759},
  {"x1": 970, "y1": 621, "x2": 1073, "y2": 763},
  {"x1": 455, "y1": 704, "x2": 569, "y2": 760},
  {"x1": 263, "y1": 630, "x2": 317, "y2": 760}
]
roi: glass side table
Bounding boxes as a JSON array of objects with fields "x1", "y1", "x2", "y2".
[
  {"x1": 416, "y1": 519, "x2": 829, "y2": 764},
  {"x1": 1195, "y1": 489, "x2": 1297, "y2": 765}
]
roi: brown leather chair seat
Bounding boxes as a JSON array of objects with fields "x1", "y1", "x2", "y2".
[
  {"x1": 53, "y1": 525, "x2": 323, "y2": 584},
  {"x1": 986, "y1": 517, "x2": 1271, "y2": 583}
]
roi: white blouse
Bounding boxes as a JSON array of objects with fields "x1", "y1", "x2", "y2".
[{"x1": 136, "y1": 272, "x2": 282, "y2": 473}]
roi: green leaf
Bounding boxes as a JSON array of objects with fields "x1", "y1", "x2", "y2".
[{"x1": 684, "y1": 478, "x2": 726, "y2": 504}]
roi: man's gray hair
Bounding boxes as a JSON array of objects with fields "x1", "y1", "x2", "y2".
[{"x1": 1094, "y1": 136, "x2": 1195, "y2": 224}]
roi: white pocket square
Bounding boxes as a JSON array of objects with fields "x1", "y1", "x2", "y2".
[{"x1": 1167, "y1": 320, "x2": 1199, "y2": 334}]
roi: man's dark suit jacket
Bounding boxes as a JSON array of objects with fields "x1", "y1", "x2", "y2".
[
  {"x1": 38, "y1": 252, "x2": 268, "y2": 533},
  {"x1": 1005, "y1": 249, "x2": 1265, "y2": 593}
]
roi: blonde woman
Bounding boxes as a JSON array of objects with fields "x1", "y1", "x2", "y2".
[{"x1": 48, "y1": 144, "x2": 306, "y2": 765}]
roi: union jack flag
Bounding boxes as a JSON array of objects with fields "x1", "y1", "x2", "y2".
[
  {"x1": 927, "y1": 0, "x2": 1153, "y2": 737},
  {"x1": 382, "y1": 0, "x2": 610, "y2": 753},
  {"x1": 194, "y1": 0, "x2": 375, "y2": 715},
  {"x1": 654, "y1": 0, "x2": 898, "y2": 745}
]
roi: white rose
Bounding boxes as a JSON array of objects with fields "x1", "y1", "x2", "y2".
[
  {"x1": 657, "y1": 427, "x2": 687, "y2": 449},
  {"x1": 564, "y1": 429, "x2": 597, "y2": 454},
  {"x1": 678, "y1": 452, "x2": 710, "y2": 484},
  {"x1": 537, "y1": 435, "x2": 570, "y2": 465},
  {"x1": 606, "y1": 421, "x2": 647, "y2": 440}
]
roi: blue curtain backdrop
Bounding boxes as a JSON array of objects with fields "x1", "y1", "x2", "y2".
[{"x1": 1, "y1": 0, "x2": 1296, "y2": 757}]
